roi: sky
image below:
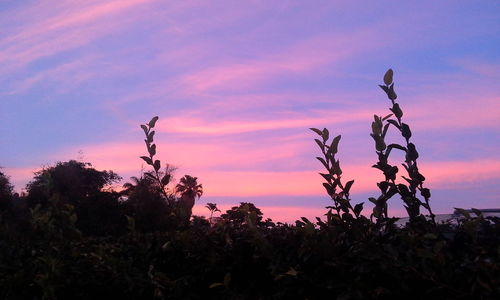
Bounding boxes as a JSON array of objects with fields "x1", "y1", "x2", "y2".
[{"x1": 1, "y1": 0, "x2": 499, "y2": 222}]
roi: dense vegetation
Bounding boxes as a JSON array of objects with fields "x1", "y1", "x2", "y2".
[{"x1": 0, "y1": 70, "x2": 498, "y2": 299}]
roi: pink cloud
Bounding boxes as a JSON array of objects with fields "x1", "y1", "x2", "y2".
[
  {"x1": 0, "y1": 0, "x2": 156, "y2": 72},
  {"x1": 157, "y1": 112, "x2": 369, "y2": 135},
  {"x1": 2, "y1": 167, "x2": 36, "y2": 192},
  {"x1": 7, "y1": 57, "x2": 97, "y2": 94},
  {"x1": 405, "y1": 94, "x2": 500, "y2": 130},
  {"x1": 174, "y1": 30, "x2": 384, "y2": 93},
  {"x1": 451, "y1": 58, "x2": 500, "y2": 78}
]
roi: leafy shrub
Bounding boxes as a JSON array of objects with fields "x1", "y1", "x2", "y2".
[{"x1": 311, "y1": 69, "x2": 435, "y2": 224}]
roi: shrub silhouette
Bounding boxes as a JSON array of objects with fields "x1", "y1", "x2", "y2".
[
  {"x1": 311, "y1": 69, "x2": 435, "y2": 224},
  {"x1": 221, "y1": 202, "x2": 264, "y2": 226},
  {"x1": 24, "y1": 160, "x2": 126, "y2": 236},
  {"x1": 25, "y1": 160, "x2": 120, "y2": 208},
  {"x1": 0, "y1": 170, "x2": 14, "y2": 212}
]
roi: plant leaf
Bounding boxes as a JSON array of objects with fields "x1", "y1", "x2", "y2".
[
  {"x1": 330, "y1": 135, "x2": 341, "y2": 155},
  {"x1": 322, "y1": 128, "x2": 329, "y2": 142},
  {"x1": 388, "y1": 84, "x2": 397, "y2": 100},
  {"x1": 406, "y1": 143, "x2": 419, "y2": 161},
  {"x1": 309, "y1": 127, "x2": 323, "y2": 136},
  {"x1": 153, "y1": 160, "x2": 161, "y2": 171},
  {"x1": 354, "y1": 202, "x2": 364, "y2": 216},
  {"x1": 147, "y1": 131, "x2": 155, "y2": 143},
  {"x1": 382, "y1": 123, "x2": 390, "y2": 138},
  {"x1": 379, "y1": 85, "x2": 390, "y2": 94},
  {"x1": 383, "y1": 69, "x2": 394, "y2": 85},
  {"x1": 161, "y1": 174, "x2": 171, "y2": 185},
  {"x1": 344, "y1": 180, "x2": 354, "y2": 194},
  {"x1": 140, "y1": 156, "x2": 153, "y2": 165},
  {"x1": 382, "y1": 113, "x2": 393, "y2": 121},
  {"x1": 420, "y1": 188, "x2": 431, "y2": 199},
  {"x1": 148, "y1": 144, "x2": 156, "y2": 156},
  {"x1": 401, "y1": 123, "x2": 412, "y2": 139},
  {"x1": 140, "y1": 124, "x2": 148, "y2": 134},
  {"x1": 387, "y1": 119, "x2": 400, "y2": 129},
  {"x1": 316, "y1": 157, "x2": 329, "y2": 169},
  {"x1": 323, "y1": 183, "x2": 334, "y2": 196},
  {"x1": 148, "y1": 116, "x2": 159, "y2": 128},
  {"x1": 314, "y1": 139, "x2": 324, "y2": 151},
  {"x1": 319, "y1": 173, "x2": 332, "y2": 182},
  {"x1": 391, "y1": 103, "x2": 403, "y2": 119}
]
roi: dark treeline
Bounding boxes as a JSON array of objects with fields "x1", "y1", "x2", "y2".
[{"x1": 0, "y1": 70, "x2": 499, "y2": 299}]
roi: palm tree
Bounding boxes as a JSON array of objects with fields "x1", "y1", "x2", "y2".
[
  {"x1": 176, "y1": 175, "x2": 203, "y2": 223},
  {"x1": 205, "y1": 202, "x2": 220, "y2": 224},
  {"x1": 120, "y1": 176, "x2": 141, "y2": 197}
]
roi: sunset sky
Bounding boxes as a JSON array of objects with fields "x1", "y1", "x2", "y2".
[{"x1": 1, "y1": 0, "x2": 499, "y2": 222}]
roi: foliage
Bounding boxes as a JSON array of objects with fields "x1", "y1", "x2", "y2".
[
  {"x1": 176, "y1": 175, "x2": 203, "y2": 225},
  {"x1": 1, "y1": 200, "x2": 498, "y2": 299},
  {"x1": 0, "y1": 70, "x2": 498, "y2": 299},
  {"x1": 371, "y1": 69, "x2": 435, "y2": 223},
  {"x1": 138, "y1": 116, "x2": 203, "y2": 226},
  {"x1": 311, "y1": 69, "x2": 435, "y2": 224},
  {"x1": 139, "y1": 116, "x2": 172, "y2": 199},
  {"x1": 0, "y1": 170, "x2": 14, "y2": 212},
  {"x1": 221, "y1": 202, "x2": 264, "y2": 226},
  {"x1": 25, "y1": 160, "x2": 121, "y2": 208},
  {"x1": 121, "y1": 174, "x2": 177, "y2": 232},
  {"x1": 309, "y1": 130, "x2": 364, "y2": 223},
  {"x1": 205, "y1": 202, "x2": 221, "y2": 224}
]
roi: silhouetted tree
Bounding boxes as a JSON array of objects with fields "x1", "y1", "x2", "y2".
[
  {"x1": 0, "y1": 170, "x2": 14, "y2": 212},
  {"x1": 122, "y1": 173, "x2": 175, "y2": 232},
  {"x1": 205, "y1": 202, "x2": 220, "y2": 224},
  {"x1": 221, "y1": 202, "x2": 264, "y2": 225},
  {"x1": 176, "y1": 175, "x2": 203, "y2": 224},
  {"x1": 121, "y1": 176, "x2": 142, "y2": 196},
  {"x1": 24, "y1": 160, "x2": 125, "y2": 236},
  {"x1": 26, "y1": 160, "x2": 121, "y2": 208}
]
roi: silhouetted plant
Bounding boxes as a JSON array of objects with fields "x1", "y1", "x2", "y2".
[
  {"x1": 121, "y1": 174, "x2": 175, "y2": 232},
  {"x1": 25, "y1": 160, "x2": 121, "y2": 208},
  {"x1": 222, "y1": 202, "x2": 264, "y2": 226},
  {"x1": 309, "y1": 129, "x2": 364, "y2": 222},
  {"x1": 139, "y1": 116, "x2": 172, "y2": 199},
  {"x1": 0, "y1": 170, "x2": 14, "y2": 212},
  {"x1": 206, "y1": 202, "x2": 221, "y2": 224},
  {"x1": 370, "y1": 69, "x2": 435, "y2": 224},
  {"x1": 176, "y1": 175, "x2": 203, "y2": 224},
  {"x1": 312, "y1": 69, "x2": 435, "y2": 224}
]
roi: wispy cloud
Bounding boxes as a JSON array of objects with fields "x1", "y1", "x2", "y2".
[
  {"x1": 157, "y1": 109, "x2": 371, "y2": 135},
  {"x1": 174, "y1": 31, "x2": 384, "y2": 94},
  {"x1": 0, "y1": 0, "x2": 155, "y2": 73}
]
